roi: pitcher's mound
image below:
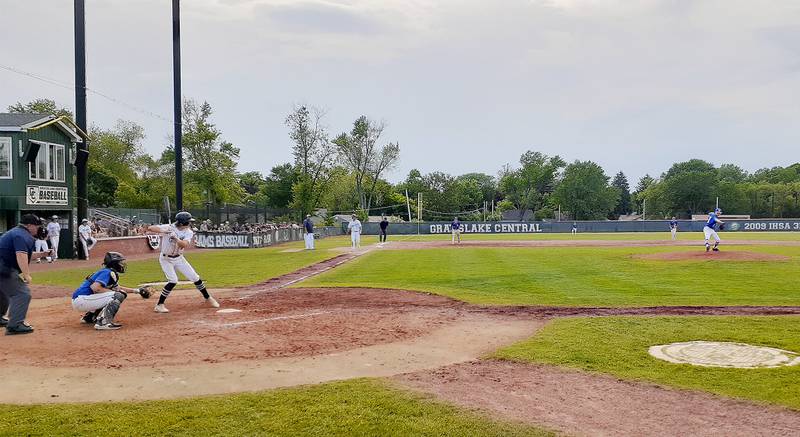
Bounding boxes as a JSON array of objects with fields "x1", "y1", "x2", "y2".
[{"x1": 635, "y1": 251, "x2": 789, "y2": 262}]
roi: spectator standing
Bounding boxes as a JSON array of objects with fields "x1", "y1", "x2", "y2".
[
  {"x1": 0, "y1": 214, "x2": 51, "y2": 334},
  {"x1": 46, "y1": 215, "x2": 61, "y2": 261},
  {"x1": 79, "y1": 218, "x2": 96, "y2": 260}
]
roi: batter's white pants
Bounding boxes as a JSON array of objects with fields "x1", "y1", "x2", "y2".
[
  {"x1": 159, "y1": 255, "x2": 201, "y2": 283},
  {"x1": 72, "y1": 291, "x2": 116, "y2": 312},
  {"x1": 304, "y1": 233, "x2": 315, "y2": 249},
  {"x1": 671, "y1": 228, "x2": 677, "y2": 240},
  {"x1": 351, "y1": 231, "x2": 361, "y2": 248},
  {"x1": 703, "y1": 226, "x2": 720, "y2": 243},
  {"x1": 35, "y1": 240, "x2": 49, "y2": 253},
  {"x1": 49, "y1": 236, "x2": 59, "y2": 259}
]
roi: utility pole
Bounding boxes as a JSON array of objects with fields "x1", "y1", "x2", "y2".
[
  {"x1": 74, "y1": 0, "x2": 88, "y2": 259},
  {"x1": 417, "y1": 192, "x2": 421, "y2": 235},
  {"x1": 405, "y1": 189, "x2": 412, "y2": 222},
  {"x1": 172, "y1": 0, "x2": 183, "y2": 212}
]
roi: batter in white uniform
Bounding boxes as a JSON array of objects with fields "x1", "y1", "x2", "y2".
[
  {"x1": 348, "y1": 214, "x2": 362, "y2": 249},
  {"x1": 147, "y1": 211, "x2": 219, "y2": 313}
]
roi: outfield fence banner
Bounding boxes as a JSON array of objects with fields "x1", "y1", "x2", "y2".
[
  {"x1": 353, "y1": 219, "x2": 800, "y2": 235},
  {"x1": 195, "y1": 226, "x2": 342, "y2": 249}
]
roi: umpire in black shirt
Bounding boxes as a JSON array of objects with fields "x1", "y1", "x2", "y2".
[
  {"x1": 379, "y1": 216, "x2": 389, "y2": 243},
  {"x1": 0, "y1": 214, "x2": 50, "y2": 335}
]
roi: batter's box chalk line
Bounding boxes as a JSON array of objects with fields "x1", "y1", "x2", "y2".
[{"x1": 194, "y1": 310, "x2": 333, "y2": 329}]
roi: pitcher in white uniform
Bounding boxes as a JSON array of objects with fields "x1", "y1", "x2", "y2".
[
  {"x1": 147, "y1": 211, "x2": 219, "y2": 313},
  {"x1": 348, "y1": 214, "x2": 362, "y2": 249}
]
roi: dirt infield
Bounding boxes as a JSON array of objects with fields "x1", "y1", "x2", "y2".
[
  {"x1": 634, "y1": 251, "x2": 790, "y2": 262},
  {"x1": 396, "y1": 360, "x2": 800, "y2": 437},
  {"x1": 1, "y1": 288, "x2": 467, "y2": 369}
]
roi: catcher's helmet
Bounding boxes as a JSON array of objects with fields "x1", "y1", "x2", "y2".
[
  {"x1": 103, "y1": 251, "x2": 127, "y2": 273},
  {"x1": 175, "y1": 211, "x2": 194, "y2": 226}
]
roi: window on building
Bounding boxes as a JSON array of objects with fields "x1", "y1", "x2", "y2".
[
  {"x1": 0, "y1": 137, "x2": 11, "y2": 179},
  {"x1": 28, "y1": 142, "x2": 65, "y2": 182}
]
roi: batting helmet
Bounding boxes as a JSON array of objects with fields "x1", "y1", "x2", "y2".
[
  {"x1": 175, "y1": 211, "x2": 194, "y2": 226},
  {"x1": 103, "y1": 251, "x2": 127, "y2": 273}
]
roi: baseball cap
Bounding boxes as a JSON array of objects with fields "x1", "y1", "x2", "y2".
[{"x1": 21, "y1": 214, "x2": 41, "y2": 225}]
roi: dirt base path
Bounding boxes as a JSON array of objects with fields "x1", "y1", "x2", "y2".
[
  {"x1": 0, "y1": 314, "x2": 541, "y2": 404},
  {"x1": 396, "y1": 360, "x2": 800, "y2": 437}
]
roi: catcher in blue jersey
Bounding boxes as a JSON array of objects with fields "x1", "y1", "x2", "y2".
[{"x1": 71, "y1": 252, "x2": 153, "y2": 330}]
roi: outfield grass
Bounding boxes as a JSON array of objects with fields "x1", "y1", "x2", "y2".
[
  {"x1": 390, "y1": 231, "x2": 800, "y2": 242},
  {"x1": 493, "y1": 316, "x2": 800, "y2": 410},
  {"x1": 0, "y1": 379, "x2": 550, "y2": 436},
  {"x1": 300, "y1": 245, "x2": 800, "y2": 306},
  {"x1": 33, "y1": 236, "x2": 351, "y2": 289}
]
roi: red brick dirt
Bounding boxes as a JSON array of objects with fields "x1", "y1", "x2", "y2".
[{"x1": 396, "y1": 360, "x2": 800, "y2": 437}]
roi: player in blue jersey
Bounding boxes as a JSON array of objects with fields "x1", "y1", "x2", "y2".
[
  {"x1": 71, "y1": 252, "x2": 140, "y2": 330},
  {"x1": 669, "y1": 217, "x2": 678, "y2": 240},
  {"x1": 451, "y1": 217, "x2": 461, "y2": 244},
  {"x1": 703, "y1": 208, "x2": 724, "y2": 252}
]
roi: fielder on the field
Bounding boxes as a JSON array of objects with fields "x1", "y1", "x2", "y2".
[
  {"x1": 703, "y1": 208, "x2": 724, "y2": 252},
  {"x1": 303, "y1": 214, "x2": 315, "y2": 250},
  {"x1": 669, "y1": 216, "x2": 678, "y2": 241},
  {"x1": 348, "y1": 214, "x2": 362, "y2": 249},
  {"x1": 451, "y1": 217, "x2": 461, "y2": 244},
  {"x1": 71, "y1": 252, "x2": 135, "y2": 330},
  {"x1": 147, "y1": 212, "x2": 219, "y2": 313}
]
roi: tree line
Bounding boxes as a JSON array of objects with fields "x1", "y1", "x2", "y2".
[{"x1": 8, "y1": 99, "x2": 800, "y2": 221}]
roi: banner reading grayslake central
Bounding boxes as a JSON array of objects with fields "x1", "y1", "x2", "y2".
[{"x1": 355, "y1": 220, "x2": 800, "y2": 235}]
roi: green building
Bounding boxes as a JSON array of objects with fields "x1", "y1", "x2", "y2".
[{"x1": 0, "y1": 113, "x2": 83, "y2": 258}]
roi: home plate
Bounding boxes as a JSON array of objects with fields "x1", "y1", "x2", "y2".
[{"x1": 216, "y1": 308, "x2": 242, "y2": 314}]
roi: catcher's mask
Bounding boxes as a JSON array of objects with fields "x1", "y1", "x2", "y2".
[
  {"x1": 103, "y1": 251, "x2": 127, "y2": 274},
  {"x1": 175, "y1": 211, "x2": 194, "y2": 227}
]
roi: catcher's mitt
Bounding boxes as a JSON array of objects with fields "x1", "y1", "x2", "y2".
[
  {"x1": 136, "y1": 286, "x2": 155, "y2": 299},
  {"x1": 718, "y1": 223, "x2": 725, "y2": 231}
]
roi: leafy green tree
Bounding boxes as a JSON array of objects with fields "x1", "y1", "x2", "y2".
[
  {"x1": 632, "y1": 174, "x2": 655, "y2": 214},
  {"x1": 334, "y1": 116, "x2": 400, "y2": 212},
  {"x1": 661, "y1": 159, "x2": 717, "y2": 215},
  {"x1": 554, "y1": 160, "x2": 619, "y2": 220},
  {"x1": 87, "y1": 165, "x2": 118, "y2": 207},
  {"x1": 286, "y1": 105, "x2": 336, "y2": 216},
  {"x1": 610, "y1": 171, "x2": 632, "y2": 219},
  {"x1": 717, "y1": 164, "x2": 748, "y2": 183},
  {"x1": 8, "y1": 98, "x2": 73, "y2": 119},
  {"x1": 89, "y1": 120, "x2": 146, "y2": 183},
  {"x1": 263, "y1": 163, "x2": 297, "y2": 209},
  {"x1": 498, "y1": 151, "x2": 565, "y2": 221},
  {"x1": 181, "y1": 98, "x2": 245, "y2": 205},
  {"x1": 456, "y1": 173, "x2": 497, "y2": 204}
]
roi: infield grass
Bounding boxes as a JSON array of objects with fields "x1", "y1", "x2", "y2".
[
  {"x1": 0, "y1": 379, "x2": 551, "y2": 436},
  {"x1": 300, "y1": 245, "x2": 800, "y2": 306},
  {"x1": 493, "y1": 316, "x2": 800, "y2": 410},
  {"x1": 33, "y1": 236, "x2": 351, "y2": 289},
  {"x1": 391, "y1": 231, "x2": 800, "y2": 242}
]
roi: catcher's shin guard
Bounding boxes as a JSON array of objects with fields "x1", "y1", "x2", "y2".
[
  {"x1": 158, "y1": 282, "x2": 177, "y2": 305},
  {"x1": 98, "y1": 291, "x2": 127, "y2": 324},
  {"x1": 194, "y1": 279, "x2": 210, "y2": 299}
]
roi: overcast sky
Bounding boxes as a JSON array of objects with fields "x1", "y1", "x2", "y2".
[{"x1": 2, "y1": 0, "x2": 799, "y2": 184}]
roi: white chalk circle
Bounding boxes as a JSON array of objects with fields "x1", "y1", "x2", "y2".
[
  {"x1": 649, "y1": 341, "x2": 800, "y2": 369},
  {"x1": 216, "y1": 308, "x2": 242, "y2": 314}
]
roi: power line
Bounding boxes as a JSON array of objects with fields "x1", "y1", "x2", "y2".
[{"x1": 0, "y1": 63, "x2": 173, "y2": 124}]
